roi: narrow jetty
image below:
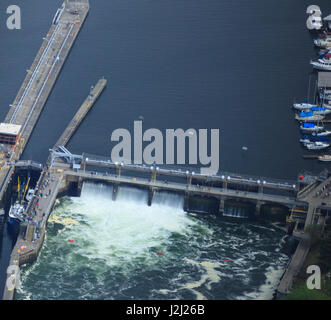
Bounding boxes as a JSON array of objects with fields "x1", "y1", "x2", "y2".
[
  {"x1": 53, "y1": 78, "x2": 107, "y2": 150},
  {"x1": 0, "y1": 0, "x2": 90, "y2": 202}
]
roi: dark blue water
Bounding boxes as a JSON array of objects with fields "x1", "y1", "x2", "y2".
[{"x1": 1, "y1": 0, "x2": 331, "y2": 299}]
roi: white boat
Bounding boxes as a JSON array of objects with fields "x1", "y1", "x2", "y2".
[
  {"x1": 8, "y1": 202, "x2": 25, "y2": 224},
  {"x1": 318, "y1": 155, "x2": 331, "y2": 161},
  {"x1": 310, "y1": 58, "x2": 331, "y2": 71},
  {"x1": 300, "y1": 122, "x2": 324, "y2": 132},
  {"x1": 25, "y1": 188, "x2": 34, "y2": 202},
  {"x1": 293, "y1": 102, "x2": 318, "y2": 110},
  {"x1": 316, "y1": 130, "x2": 331, "y2": 136},
  {"x1": 304, "y1": 141, "x2": 330, "y2": 150},
  {"x1": 314, "y1": 38, "x2": 331, "y2": 48}
]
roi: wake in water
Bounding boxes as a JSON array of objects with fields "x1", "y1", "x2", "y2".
[{"x1": 16, "y1": 182, "x2": 290, "y2": 300}]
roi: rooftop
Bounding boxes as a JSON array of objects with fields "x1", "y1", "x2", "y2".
[{"x1": 0, "y1": 123, "x2": 22, "y2": 136}]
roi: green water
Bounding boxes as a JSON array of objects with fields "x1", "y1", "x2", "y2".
[{"x1": 15, "y1": 183, "x2": 291, "y2": 300}]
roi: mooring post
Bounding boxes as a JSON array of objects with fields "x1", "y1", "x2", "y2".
[{"x1": 187, "y1": 174, "x2": 192, "y2": 186}]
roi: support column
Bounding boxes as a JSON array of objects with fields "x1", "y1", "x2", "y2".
[
  {"x1": 148, "y1": 187, "x2": 155, "y2": 206},
  {"x1": 187, "y1": 175, "x2": 192, "y2": 186},
  {"x1": 112, "y1": 184, "x2": 119, "y2": 201},
  {"x1": 219, "y1": 196, "x2": 225, "y2": 214},
  {"x1": 81, "y1": 160, "x2": 86, "y2": 171},
  {"x1": 77, "y1": 177, "x2": 83, "y2": 197},
  {"x1": 151, "y1": 170, "x2": 157, "y2": 182},
  {"x1": 184, "y1": 192, "x2": 190, "y2": 212},
  {"x1": 255, "y1": 200, "x2": 262, "y2": 216},
  {"x1": 116, "y1": 166, "x2": 121, "y2": 177},
  {"x1": 223, "y1": 180, "x2": 227, "y2": 190}
]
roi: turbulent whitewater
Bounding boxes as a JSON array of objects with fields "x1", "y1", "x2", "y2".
[{"x1": 16, "y1": 182, "x2": 291, "y2": 300}]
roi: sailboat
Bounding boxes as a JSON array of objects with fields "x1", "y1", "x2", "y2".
[
  {"x1": 295, "y1": 111, "x2": 324, "y2": 121},
  {"x1": 304, "y1": 141, "x2": 330, "y2": 150},
  {"x1": 300, "y1": 122, "x2": 324, "y2": 132}
]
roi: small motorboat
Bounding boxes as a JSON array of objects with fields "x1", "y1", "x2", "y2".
[
  {"x1": 314, "y1": 38, "x2": 331, "y2": 48},
  {"x1": 300, "y1": 122, "x2": 324, "y2": 132},
  {"x1": 304, "y1": 141, "x2": 330, "y2": 150},
  {"x1": 318, "y1": 155, "x2": 331, "y2": 161},
  {"x1": 293, "y1": 102, "x2": 318, "y2": 110},
  {"x1": 25, "y1": 189, "x2": 35, "y2": 202}
]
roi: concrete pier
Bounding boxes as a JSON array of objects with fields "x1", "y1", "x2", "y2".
[
  {"x1": 0, "y1": 0, "x2": 90, "y2": 202},
  {"x1": 53, "y1": 78, "x2": 107, "y2": 150}
]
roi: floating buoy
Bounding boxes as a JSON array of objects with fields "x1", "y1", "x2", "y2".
[
  {"x1": 68, "y1": 239, "x2": 74, "y2": 243},
  {"x1": 224, "y1": 259, "x2": 230, "y2": 262},
  {"x1": 299, "y1": 175, "x2": 304, "y2": 181},
  {"x1": 156, "y1": 252, "x2": 163, "y2": 255}
]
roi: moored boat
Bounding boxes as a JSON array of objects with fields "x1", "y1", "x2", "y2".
[
  {"x1": 318, "y1": 154, "x2": 331, "y2": 161},
  {"x1": 300, "y1": 135, "x2": 330, "y2": 144},
  {"x1": 310, "y1": 58, "x2": 331, "y2": 71},
  {"x1": 314, "y1": 37, "x2": 331, "y2": 48},
  {"x1": 316, "y1": 130, "x2": 331, "y2": 136},
  {"x1": 304, "y1": 141, "x2": 330, "y2": 150},
  {"x1": 8, "y1": 202, "x2": 25, "y2": 225},
  {"x1": 293, "y1": 102, "x2": 319, "y2": 110},
  {"x1": 310, "y1": 106, "x2": 331, "y2": 115},
  {"x1": 300, "y1": 122, "x2": 324, "y2": 132},
  {"x1": 295, "y1": 111, "x2": 325, "y2": 121}
]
